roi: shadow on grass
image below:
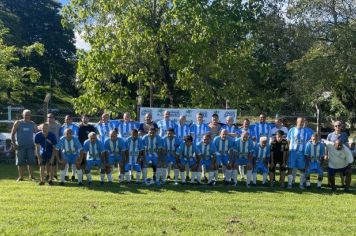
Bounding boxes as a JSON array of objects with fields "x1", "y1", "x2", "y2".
[{"x1": 1, "y1": 164, "x2": 355, "y2": 195}]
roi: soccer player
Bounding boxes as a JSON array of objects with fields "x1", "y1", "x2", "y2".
[
  {"x1": 270, "y1": 118, "x2": 288, "y2": 141},
  {"x1": 34, "y1": 123, "x2": 57, "y2": 185},
  {"x1": 222, "y1": 116, "x2": 238, "y2": 139},
  {"x1": 287, "y1": 117, "x2": 313, "y2": 189},
  {"x1": 157, "y1": 110, "x2": 177, "y2": 137},
  {"x1": 78, "y1": 115, "x2": 97, "y2": 145},
  {"x1": 236, "y1": 118, "x2": 255, "y2": 180},
  {"x1": 269, "y1": 130, "x2": 289, "y2": 187},
  {"x1": 104, "y1": 129, "x2": 126, "y2": 183},
  {"x1": 138, "y1": 113, "x2": 158, "y2": 136},
  {"x1": 11, "y1": 109, "x2": 38, "y2": 182},
  {"x1": 96, "y1": 113, "x2": 116, "y2": 144},
  {"x1": 208, "y1": 114, "x2": 222, "y2": 139},
  {"x1": 82, "y1": 132, "x2": 106, "y2": 186},
  {"x1": 175, "y1": 135, "x2": 201, "y2": 185},
  {"x1": 163, "y1": 128, "x2": 181, "y2": 182},
  {"x1": 175, "y1": 115, "x2": 190, "y2": 143},
  {"x1": 46, "y1": 113, "x2": 61, "y2": 180},
  {"x1": 60, "y1": 114, "x2": 80, "y2": 181},
  {"x1": 142, "y1": 127, "x2": 163, "y2": 183},
  {"x1": 125, "y1": 129, "x2": 144, "y2": 183},
  {"x1": 253, "y1": 137, "x2": 270, "y2": 186},
  {"x1": 235, "y1": 131, "x2": 254, "y2": 187},
  {"x1": 213, "y1": 129, "x2": 235, "y2": 184},
  {"x1": 254, "y1": 113, "x2": 271, "y2": 142},
  {"x1": 55, "y1": 128, "x2": 82, "y2": 185},
  {"x1": 118, "y1": 112, "x2": 137, "y2": 140},
  {"x1": 304, "y1": 134, "x2": 325, "y2": 189},
  {"x1": 190, "y1": 112, "x2": 210, "y2": 144},
  {"x1": 197, "y1": 134, "x2": 217, "y2": 185}
]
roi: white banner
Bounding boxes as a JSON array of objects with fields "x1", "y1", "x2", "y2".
[{"x1": 139, "y1": 107, "x2": 237, "y2": 124}]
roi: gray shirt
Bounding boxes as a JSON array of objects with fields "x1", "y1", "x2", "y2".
[{"x1": 16, "y1": 120, "x2": 36, "y2": 148}]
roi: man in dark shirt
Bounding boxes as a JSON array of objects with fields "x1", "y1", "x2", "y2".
[{"x1": 270, "y1": 130, "x2": 289, "y2": 187}]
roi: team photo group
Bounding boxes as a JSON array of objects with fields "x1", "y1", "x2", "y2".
[{"x1": 11, "y1": 109, "x2": 354, "y2": 192}]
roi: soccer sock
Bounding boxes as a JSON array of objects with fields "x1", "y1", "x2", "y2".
[
  {"x1": 136, "y1": 172, "x2": 141, "y2": 182},
  {"x1": 232, "y1": 170, "x2": 238, "y2": 184},
  {"x1": 86, "y1": 173, "x2": 92, "y2": 182},
  {"x1": 300, "y1": 173, "x2": 305, "y2": 187},
  {"x1": 247, "y1": 170, "x2": 252, "y2": 185},
  {"x1": 156, "y1": 168, "x2": 161, "y2": 182},
  {"x1": 253, "y1": 173, "x2": 257, "y2": 184},
  {"x1": 222, "y1": 165, "x2": 226, "y2": 179},
  {"x1": 60, "y1": 170, "x2": 66, "y2": 183},
  {"x1": 77, "y1": 169, "x2": 83, "y2": 183},
  {"x1": 180, "y1": 172, "x2": 186, "y2": 183},
  {"x1": 100, "y1": 173, "x2": 105, "y2": 182},
  {"x1": 197, "y1": 172, "x2": 202, "y2": 183},
  {"x1": 239, "y1": 165, "x2": 245, "y2": 178},
  {"x1": 214, "y1": 170, "x2": 219, "y2": 181},
  {"x1": 65, "y1": 163, "x2": 69, "y2": 176},
  {"x1": 161, "y1": 168, "x2": 167, "y2": 182},
  {"x1": 142, "y1": 168, "x2": 147, "y2": 181},
  {"x1": 174, "y1": 169, "x2": 179, "y2": 182},
  {"x1": 288, "y1": 174, "x2": 293, "y2": 186},
  {"x1": 317, "y1": 180, "x2": 322, "y2": 187},
  {"x1": 107, "y1": 172, "x2": 113, "y2": 182},
  {"x1": 225, "y1": 169, "x2": 232, "y2": 182},
  {"x1": 292, "y1": 169, "x2": 297, "y2": 183},
  {"x1": 72, "y1": 164, "x2": 76, "y2": 177},
  {"x1": 191, "y1": 172, "x2": 196, "y2": 183},
  {"x1": 167, "y1": 163, "x2": 172, "y2": 177},
  {"x1": 208, "y1": 172, "x2": 214, "y2": 183},
  {"x1": 185, "y1": 165, "x2": 190, "y2": 179},
  {"x1": 262, "y1": 173, "x2": 267, "y2": 184},
  {"x1": 125, "y1": 172, "x2": 131, "y2": 182},
  {"x1": 306, "y1": 180, "x2": 311, "y2": 187}
]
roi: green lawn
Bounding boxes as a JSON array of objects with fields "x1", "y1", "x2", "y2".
[{"x1": 0, "y1": 164, "x2": 355, "y2": 235}]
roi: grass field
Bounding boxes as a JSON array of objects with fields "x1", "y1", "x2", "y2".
[{"x1": 0, "y1": 164, "x2": 355, "y2": 235}]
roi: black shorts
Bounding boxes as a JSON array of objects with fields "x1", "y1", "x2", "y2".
[{"x1": 269, "y1": 157, "x2": 286, "y2": 172}]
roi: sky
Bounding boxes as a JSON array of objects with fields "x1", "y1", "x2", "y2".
[{"x1": 58, "y1": 0, "x2": 90, "y2": 50}]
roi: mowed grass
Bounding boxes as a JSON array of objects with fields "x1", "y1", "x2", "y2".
[{"x1": 0, "y1": 164, "x2": 355, "y2": 236}]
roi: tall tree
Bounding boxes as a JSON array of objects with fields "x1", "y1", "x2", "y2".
[
  {"x1": 0, "y1": 0, "x2": 77, "y2": 94},
  {"x1": 62, "y1": 0, "x2": 264, "y2": 115}
]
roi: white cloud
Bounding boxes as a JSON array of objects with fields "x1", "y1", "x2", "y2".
[{"x1": 75, "y1": 31, "x2": 90, "y2": 51}]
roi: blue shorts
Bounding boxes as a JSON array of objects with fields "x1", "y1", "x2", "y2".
[
  {"x1": 216, "y1": 154, "x2": 229, "y2": 166},
  {"x1": 253, "y1": 161, "x2": 268, "y2": 174},
  {"x1": 200, "y1": 159, "x2": 213, "y2": 170},
  {"x1": 125, "y1": 163, "x2": 141, "y2": 172},
  {"x1": 235, "y1": 157, "x2": 249, "y2": 166},
  {"x1": 16, "y1": 146, "x2": 36, "y2": 166},
  {"x1": 63, "y1": 153, "x2": 79, "y2": 165},
  {"x1": 180, "y1": 158, "x2": 196, "y2": 168},
  {"x1": 328, "y1": 165, "x2": 350, "y2": 177},
  {"x1": 109, "y1": 155, "x2": 123, "y2": 165},
  {"x1": 86, "y1": 159, "x2": 102, "y2": 171},
  {"x1": 288, "y1": 150, "x2": 305, "y2": 169},
  {"x1": 306, "y1": 162, "x2": 323, "y2": 176},
  {"x1": 166, "y1": 154, "x2": 176, "y2": 165},
  {"x1": 146, "y1": 153, "x2": 158, "y2": 166}
]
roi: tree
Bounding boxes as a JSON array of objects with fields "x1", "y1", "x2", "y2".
[
  {"x1": 0, "y1": 0, "x2": 77, "y2": 94},
  {"x1": 0, "y1": 21, "x2": 44, "y2": 103},
  {"x1": 62, "y1": 0, "x2": 264, "y2": 115}
]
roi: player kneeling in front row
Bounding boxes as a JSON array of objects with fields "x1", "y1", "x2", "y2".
[
  {"x1": 176, "y1": 135, "x2": 201, "y2": 185},
  {"x1": 104, "y1": 130, "x2": 126, "y2": 183},
  {"x1": 252, "y1": 137, "x2": 270, "y2": 186},
  {"x1": 197, "y1": 135, "x2": 217, "y2": 186},
  {"x1": 55, "y1": 128, "x2": 82, "y2": 186},
  {"x1": 269, "y1": 130, "x2": 289, "y2": 187},
  {"x1": 82, "y1": 132, "x2": 106, "y2": 186},
  {"x1": 125, "y1": 129, "x2": 145, "y2": 184},
  {"x1": 163, "y1": 128, "x2": 180, "y2": 184},
  {"x1": 304, "y1": 134, "x2": 325, "y2": 189}
]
